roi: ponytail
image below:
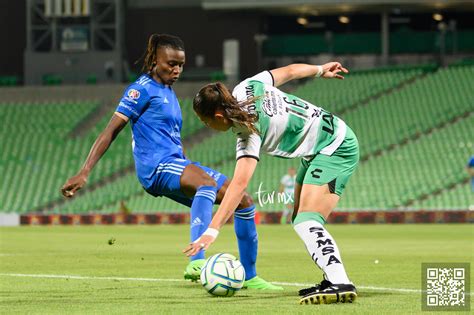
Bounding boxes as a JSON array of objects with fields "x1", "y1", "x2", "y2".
[
  {"x1": 140, "y1": 34, "x2": 160, "y2": 73},
  {"x1": 193, "y1": 82, "x2": 259, "y2": 134},
  {"x1": 136, "y1": 34, "x2": 185, "y2": 73}
]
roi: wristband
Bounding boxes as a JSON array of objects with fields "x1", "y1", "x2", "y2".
[
  {"x1": 203, "y1": 228, "x2": 219, "y2": 239},
  {"x1": 315, "y1": 65, "x2": 324, "y2": 78}
]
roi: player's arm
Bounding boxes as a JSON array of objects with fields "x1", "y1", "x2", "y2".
[
  {"x1": 61, "y1": 113, "x2": 128, "y2": 198},
  {"x1": 183, "y1": 157, "x2": 258, "y2": 256},
  {"x1": 270, "y1": 62, "x2": 349, "y2": 87},
  {"x1": 210, "y1": 157, "x2": 258, "y2": 229}
]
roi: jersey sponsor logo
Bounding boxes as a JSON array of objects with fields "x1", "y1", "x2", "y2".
[
  {"x1": 245, "y1": 84, "x2": 255, "y2": 99},
  {"x1": 312, "y1": 108, "x2": 322, "y2": 118},
  {"x1": 127, "y1": 89, "x2": 141, "y2": 99},
  {"x1": 309, "y1": 226, "x2": 342, "y2": 266},
  {"x1": 261, "y1": 98, "x2": 277, "y2": 117},
  {"x1": 243, "y1": 84, "x2": 259, "y2": 115},
  {"x1": 124, "y1": 97, "x2": 138, "y2": 104},
  {"x1": 118, "y1": 102, "x2": 139, "y2": 116}
]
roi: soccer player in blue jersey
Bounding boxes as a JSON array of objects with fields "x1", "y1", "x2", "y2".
[
  {"x1": 468, "y1": 156, "x2": 474, "y2": 192},
  {"x1": 61, "y1": 34, "x2": 281, "y2": 290}
]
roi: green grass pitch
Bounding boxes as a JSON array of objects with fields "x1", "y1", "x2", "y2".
[{"x1": 0, "y1": 224, "x2": 472, "y2": 314}]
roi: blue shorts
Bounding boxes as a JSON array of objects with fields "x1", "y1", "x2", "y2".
[{"x1": 145, "y1": 157, "x2": 227, "y2": 207}]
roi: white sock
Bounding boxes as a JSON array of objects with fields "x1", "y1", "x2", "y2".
[{"x1": 294, "y1": 220, "x2": 351, "y2": 284}]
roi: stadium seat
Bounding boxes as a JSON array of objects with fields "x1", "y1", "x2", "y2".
[{"x1": 3, "y1": 65, "x2": 472, "y2": 213}]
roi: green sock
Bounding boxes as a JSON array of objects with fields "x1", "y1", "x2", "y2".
[{"x1": 292, "y1": 211, "x2": 326, "y2": 225}]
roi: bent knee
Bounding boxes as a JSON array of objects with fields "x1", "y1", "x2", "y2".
[
  {"x1": 198, "y1": 177, "x2": 217, "y2": 188},
  {"x1": 237, "y1": 192, "x2": 254, "y2": 209}
]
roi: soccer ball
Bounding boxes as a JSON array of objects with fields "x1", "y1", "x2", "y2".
[{"x1": 200, "y1": 253, "x2": 246, "y2": 297}]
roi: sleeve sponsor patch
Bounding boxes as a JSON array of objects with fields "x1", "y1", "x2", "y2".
[
  {"x1": 115, "y1": 85, "x2": 149, "y2": 120},
  {"x1": 127, "y1": 89, "x2": 141, "y2": 99}
]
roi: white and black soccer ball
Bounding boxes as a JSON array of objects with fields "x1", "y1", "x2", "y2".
[{"x1": 200, "y1": 253, "x2": 245, "y2": 297}]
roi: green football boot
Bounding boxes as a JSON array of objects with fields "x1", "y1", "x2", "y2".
[
  {"x1": 183, "y1": 259, "x2": 205, "y2": 282},
  {"x1": 243, "y1": 276, "x2": 284, "y2": 290}
]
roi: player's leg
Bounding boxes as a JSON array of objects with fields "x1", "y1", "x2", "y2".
[
  {"x1": 180, "y1": 163, "x2": 219, "y2": 263},
  {"x1": 281, "y1": 203, "x2": 289, "y2": 224},
  {"x1": 292, "y1": 181, "x2": 302, "y2": 223},
  {"x1": 295, "y1": 128, "x2": 359, "y2": 304},
  {"x1": 215, "y1": 185, "x2": 258, "y2": 279},
  {"x1": 180, "y1": 162, "x2": 262, "y2": 284},
  {"x1": 294, "y1": 184, "x2": 353, "y2": 284},
  {"x1": 163, "y1": 159, "x2": 280, "y2": 289},
  {"x1": 148, "y1": 158, "x2": 219, "y2": 281},
  {"x1": 163, "y1": 193, "x2": 207, "y2": 281},
  {"x1": 295, "y1": 183, "x2": 356, "y2": 304},
  {"x1": 286, "y1": 203, "x2": 294, "y2": 223},
  {"x1": 282, "y1": 203, "x2": 293, "y2": 224},
  {"x1": 207, "y1": 169, "x2": 282, "y2": 290}
]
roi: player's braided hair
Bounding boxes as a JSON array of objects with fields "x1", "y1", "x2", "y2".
[
  {"x1": 138, "y1": 34, "x2": 185, "y2": 73},
  {"x1": 193, "y1": 82, "x2": 259, "y2": 134}
]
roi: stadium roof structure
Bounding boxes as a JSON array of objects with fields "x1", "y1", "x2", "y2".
[
  {"x1": 128, "y1": 0, "x2": 474, "y2": 13},
  {"x1": 201, "y1": 0, "x2": 474, "y2": 13}
]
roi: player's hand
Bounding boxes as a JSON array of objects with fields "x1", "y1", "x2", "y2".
[
  {"x1": 321, "y1": 62, "x2": 349, "y2": 80},
  {"x1": 183, "y1": 234, "x2": 216, "y2": 257},
  {"x1": 61, "y1": 173, "x2": 87, "y2": 198}
]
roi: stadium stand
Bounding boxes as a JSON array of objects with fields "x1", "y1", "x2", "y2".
[
  {"x1": 54, "y1": 173, "x2": 141, "y2": 214},
  {"x1": 186, "y1": 132, "x2": 236, "y2": 166},
  {"x1": 1, "y1": 101, "x2": 99, "y2": 212},
  {"x1": 411, "y1": 183, "x2": 473, "y2": 210},
  {"x1": 2, "y1": 64, "x2": 472, "y2": 214},
  {"x1": 0, "y1": 96, "x2": 202, "y2": 213},
  {"x1": 296, "y1": 65, "x2": 430, "y2": 114},
  {"x1": 342, "y1": 65, "x2": 474, "y2": 158},
  {"x1": 338, "y1": 113, "x2": 473, "y2": 209}
]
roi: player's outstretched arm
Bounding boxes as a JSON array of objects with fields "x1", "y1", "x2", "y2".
[
  {"x1": 61, "y1": 113, "x2": 128, "y2": 198},
  {"x1": 270, "y1": 62, "x2": 349, "y2": 87},
  {"x1": 183, "y1": 157, "x2": 258, "y2": 256}
]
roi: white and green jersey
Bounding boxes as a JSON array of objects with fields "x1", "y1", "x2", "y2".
[{"x1": 232, "y1": 71, "x2": 347, "y2": 161}]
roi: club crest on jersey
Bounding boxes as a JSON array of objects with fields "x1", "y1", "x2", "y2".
[{"x1": 127, "y1": 89, "x2": 140, "y2": 99}]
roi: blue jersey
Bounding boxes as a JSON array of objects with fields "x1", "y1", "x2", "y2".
[
  {"x1": 116, "y1": 74, "x2": 185, "y2": 189},
  {"x1": 468, "y1": 156, "x2": 474, "y2": 168}
]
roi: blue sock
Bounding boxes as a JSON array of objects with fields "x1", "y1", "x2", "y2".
[
  {"x1": 190, "y1": 185, "x2": 217, "y2": 261},
  {"x1": 234, "y1": 205, "x2": 257, "y2": 280}
]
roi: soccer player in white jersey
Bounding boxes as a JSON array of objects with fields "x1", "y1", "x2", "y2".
[{"x1": 184, "y1": 62, "x2": 359, "y2": 304}]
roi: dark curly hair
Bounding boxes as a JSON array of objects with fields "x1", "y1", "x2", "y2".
[{"x1": 138, "y1": 34, "x2": 185, "y2": 73}]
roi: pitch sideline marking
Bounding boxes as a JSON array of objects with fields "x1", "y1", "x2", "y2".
[
  {"x1": 3, "y1": 272, "x2": 469, "y2": 295},
  {"x1": 273, "y1": 281, "x2": 422, "y2": 293},
  {"x1": 0, "y1": 273, "x2": 183, "y2": 282}
]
